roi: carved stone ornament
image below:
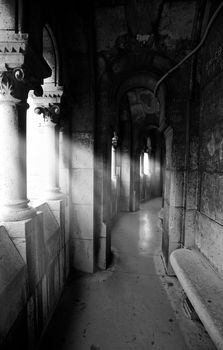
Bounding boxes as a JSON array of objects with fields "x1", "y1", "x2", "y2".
[
  {"x1": 115, "y1": 33, "x2": 155, "y2": 52},
  {"x1": 34, "y1": 103, "x2": 60, "y2": 124},
  {"x1": 0, "y1": 32, "x2": 51, "y2": 98},
  {"x1": 0, "y1": 68, "x2": 25, "y2": 102},
  {"x1": 112, "y1": 131, "x2": 119, "y2": 149},
  {"x1": 30, "y1": 84, "x2": 63, "y2": 105},
  {"x1": 31, "y1": 84, "x2": 63, "y2": 124}
]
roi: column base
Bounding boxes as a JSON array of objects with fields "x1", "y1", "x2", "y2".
[
  {"x1": 0, "y1": 204, "x2": 36, "y2": 222},
  {"x1": 42, "y1": 188, "x2": 66, "y2": 201}
]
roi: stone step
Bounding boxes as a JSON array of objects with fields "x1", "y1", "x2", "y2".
[{"x1": 170, "y1": 248, "x2": 223, "y2": 350}]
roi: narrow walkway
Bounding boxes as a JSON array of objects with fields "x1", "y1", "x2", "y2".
[{"x1": 41, "y1": 198, "x2": 215, "y2": 350}]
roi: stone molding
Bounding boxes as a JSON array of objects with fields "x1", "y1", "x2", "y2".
[
  {"x1": 34, "y1": 103, "x2": 60, "y2": 125},
  {"x1": 0, "y1": 32, "x2": 51, "y2": 99},
  {"x1": 31, "y1": 84, "x2": 63, "y2": 104},
  {"x1": 32, "y1": 84, "x2": 63, "y2": 125}
]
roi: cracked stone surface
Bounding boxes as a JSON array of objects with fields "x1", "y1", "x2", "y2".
[{"x1": 40, "y1": 198, "x2": 216, "y2": 350}]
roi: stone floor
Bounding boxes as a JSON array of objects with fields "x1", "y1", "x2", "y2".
[{"x1": 40, "y1": 198, "x2": 216, "y2": 350}]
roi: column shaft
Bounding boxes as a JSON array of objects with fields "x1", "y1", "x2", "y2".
[
  {"x1": 0, "y1": 98, "x2": 35, "y2": 221},
  {"x1": 40, "y1": 117, "x2": 63, "y2": 200}
]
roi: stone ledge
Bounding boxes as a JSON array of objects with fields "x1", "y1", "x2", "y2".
[{"x1": 170, "y1": 248, "x2": 223, "y2": 350}]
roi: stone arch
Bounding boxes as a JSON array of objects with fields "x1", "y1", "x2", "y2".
[
  {"x1": 98, "y1": 50, "x2": 173, "y2": 131},
  {"x1": 113, "y1": 72, "x2": 167, "y2": 134},
  {"x1": 42, "y1": 23, "x2": 60, "y2": 86}
]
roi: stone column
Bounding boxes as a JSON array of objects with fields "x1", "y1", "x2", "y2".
[
  {"x1": 111, "y1": 132, "x2": 118, "y2": 218},
  {"x1": 34, "y1": 104, "x2": 64, "y2": 200},
  {"x1": 111, "y1": 131, "x2": 118, "y2": 180},
  {"x1": 0, "y1": 70, "x2": 36, "y2": 221},
  {"x1": 0, "y1": 31, "x2": 51, "y2": 222},
  {"x1": 59, "y1": 125, "x2": 70, "y2": 195}
]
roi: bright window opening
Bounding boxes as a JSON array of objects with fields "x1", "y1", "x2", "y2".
[
  {"x1": 140, "y1": 153, "x2": 144, "y2": 177},
  {"x1": 143, "y1": 152, "x2": 150, "y2": 176},
  {"x1": 111, "y1": 146, "x2": 116, "y2": 180}
]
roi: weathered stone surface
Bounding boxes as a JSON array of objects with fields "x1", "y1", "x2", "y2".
[
  {"x1": 164, "y1": 170, "x2": 171, "y2": 204},
  {"x1": 169, "y1": 170, "x2": 184, "y2": 207},
  {"x1": 47, "y1": 200, "x2": 62, "y2": 221},
  {"x1": 170, "y1": 248, "x2": 223, "y2": 350},
  {"x1": 200, "y1": 172, "x2": 216, "y2": 221},
  {"x1": 0, "y1": 1, "x2": 16, "y2": 30},
  {"x1": 159, "y1": 1, "x2": 196, "y2": 58},
  {"x1": 0, "y1": 226, "x2": 27, "y2": 339},
  {"x1": 186, "y1": 170, "x2": 199, "y2": 210},
  {"x1": 59, "y1": 168, "x2": 69, "y2": 194},
  {"x1": 72, "y1": 132, "x2": 94, "y2": 169},
  {"x1": 36, "y1": 203, "x2": 60, "y2": 262},
  {"x1": 172, "y1": 136, "x2": 187, "y2": 169},
  {"x1": 54, "y1": 256, "x2": 60, "y2": 301},
  {"x1": 167, "y1": 241, "x2": 180, "y2": 275},
  {"x1": 25, "y1": 213, "x2": 46, "y2": 291},
  {"x1": 72, "y1": 238, "x2": 94, "y2": 273},
  {"x1": 27, "y1": 295, "x2": 35, "y2": 347},
  {"x1": 41, "y1": 275, "x2": 48, "y2": 324},
  {"x1": 64, "y1": 204, "x2": 70, "y2": 244},
  {"x1": 59, "y1": 249, "x2": 65, "y2": 289},
  {"x1": 164, "y1": 128, "x2": 173, "y2": 169},
  {"x1": 184, "y1": 209, "x2": 196, "y2": 248},
  {"x1": 48, "y1": 200, "x2": 66, "y2": 249},
  {"x1": 200, "y1": 121, "x2": 223, "y2": 172},
  {"x1": 196, "y1": 212, "x2": 223, "y2": 272},
  {"x1": 95, "y1": 6, "x2": 127, "y2": 52},
  {"x1": 201, "y1": 11, "x2": 223, "y2": 86},
  {"x1": 168, "y1": 206, "x2": 183, "y2": 243},
  {"x1": 162, "y1": 201, "x2": 169, "y2": 266},
  {"x1": 72, "y1": 204, "x2": 94, "y2": 239},
  {"x1": 189, "y1": 136, "x2": 199, "y2": 170},
  {"x1": 4, "y1": 220, "x2": 30, "y2": 262},
  {"x1": 71, "y1": 169, "x2": 94, "y2": 204},
  {"x1": 97, "y1": 236, "x2": 110, "y2": 270},
  {"x1": 65, "y1": 242, "x2": 70, "y2": 279},
  {"x1": 72, "y1": 97, "x2": 94, "y2": 132},
  {"x1": 215, "y1": 175, "x2": 223, "y2": 226}
]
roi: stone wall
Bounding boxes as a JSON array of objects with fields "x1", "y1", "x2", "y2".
[
  {"x1": 194, "y1": 7, "x2": 223, "y2": 272},
  {"x1": 161, "y1": 64, "x2": 190, "y2": 273},
  {"x1": 0, "y1": 200, "x2": 69, "y2": 349}
]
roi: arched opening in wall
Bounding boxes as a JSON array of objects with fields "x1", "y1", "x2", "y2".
[
  {"x1": 116, "y1": 86, "x2": 163, "y2": 213},
  {"x1": 42, "y1": 24, "x2": 60, "y2": 87},
  {"x1": 139, "y1": 128, "x2": 163, "y2": 203},
  {"x1": 27, "y1": 24, "x2": 61, "y2": 200},
  {"x1": 100, "y1": 71, "x2": 167, "y2": 269}
]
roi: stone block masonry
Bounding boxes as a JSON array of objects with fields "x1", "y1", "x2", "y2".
[{"x1": 0, "y1": 199, "x2": 69, "y2": 349}]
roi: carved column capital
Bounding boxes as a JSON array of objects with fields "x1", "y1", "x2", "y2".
[
  {"x1": 0, "y1": 67, "x2": 29, "y2": 105},
  {"x1": 0, "y1": 32, "x2": 51, "y2": 101},
  {"x1": 34, "y1": 103, "x2": 60, "y2": 125},
  {"x1": 31, "y1": 84, "x2": 63, "y2": 125}
]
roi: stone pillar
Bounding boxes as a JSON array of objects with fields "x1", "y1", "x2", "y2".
[
  {"x1": 0, "y1": 32, "x2": 51, "y2": 221},
  {"x1": 111, "y1": 132, "x2": 118, "y2": 218},
  {"x1": 120, "y1": 120, "x2": 131, "y2": 211},
  {"x1": 0, "y1": 76, "x2": 36, "y2": 221},
  {"x1": 131, "y1": 149, "x2": 140, "y2": 211},
  {"x1": 34, "y1": 103, "x2": 64, "y2": 200},
  {"x1": 59, "y1": 125, "x2": 70, "y2": 196}
]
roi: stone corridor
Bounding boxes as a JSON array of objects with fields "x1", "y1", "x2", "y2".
[
  {"x1": 40, "y1": 199, "x2": 215, "y2": 350},
  {"x1": 2, "y1": 1, "x2": 223, "y2": 348}
]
